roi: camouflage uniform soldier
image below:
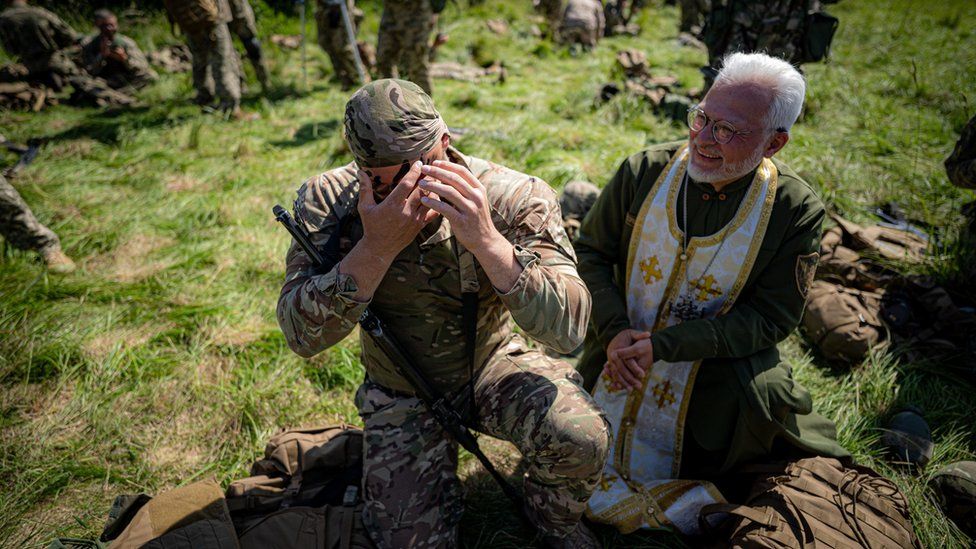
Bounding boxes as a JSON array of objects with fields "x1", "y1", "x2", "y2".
[
  {"x1": 163, "y1": 0, "x2": 243, "y2": 114},
  {"x1": 0, "y1": 172, "x2": 75, "y2": 272},
  {"x1": 559, "y1": 0, "x2": 605, "y2": 49},
  {"x1": 277, "y1": 79, "x2": 609, "y2": 549},
  {"x1": 81, "y1": 10, "x2": 158, "y2": 91},
  {"x1": 315, "y1": 0, "x2": 366, "y2": 89},
  {"x1": 559, "y1": 181, "x2": 600, "y2": 242},
  {"x1": 375, "y1": 0, "x2": 434, "y2": 94},
  {"x1": 702, "y1": 0, "x2": 813, "y2": 81},
  {"x1": 227, "y1": 0, "x2": 270, "y2": 92},
  {"x1": 0, "y1": 0, "x2": 127, "y2": 104},
  {"x1": 946, "y1": 113, "x2": 976, "y2": 190}
]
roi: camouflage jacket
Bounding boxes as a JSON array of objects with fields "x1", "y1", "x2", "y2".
[
  {"x1": 277, "y1": 147, "x2": 590, "y2": 394},
  {"x1": 80, "y1": 33, "x2": 157, "y2": 82},
  {"x1": 0, "y1": 5, "x2": 78, "y2": 63},
  {"x1": 946, "y1": 114, "x2": 976, "y2": 190}
]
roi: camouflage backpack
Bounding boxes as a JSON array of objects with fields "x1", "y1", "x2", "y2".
[
  {"x1": 162, "y1": 0, "x2": 220, "y2": 34},
  {"x1": 700, "y1": 457, "x2": 922, "y2": 548},
  {"x1": 226, "y1": 424, "x2": 374, "y2": 549},
  {"x1": 802, "y1": 280, "x2": 886, "y2": 363}
]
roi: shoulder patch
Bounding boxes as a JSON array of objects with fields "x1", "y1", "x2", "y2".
[{"x1": 795, "y1": 252, "x2": 820, "y2": 299}]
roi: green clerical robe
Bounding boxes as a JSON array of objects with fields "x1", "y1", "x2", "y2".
[{"x1": 575, "y1": 141, "x2": 849, "y2": 477}]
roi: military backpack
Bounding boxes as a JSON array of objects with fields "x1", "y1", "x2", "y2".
[
  {"x1": 802, "y1": 280, "x2": 886, "y2": 363},
  {"x1": 700, "y1": 457, "x2": 922, "y2": 548}
]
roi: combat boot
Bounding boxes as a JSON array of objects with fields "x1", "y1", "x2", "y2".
[
  {"x1": 881, "y1": 406, "x2": 933, "y2": 470},
  {"x1": 929, "y1": 461, "x2": 976, "y2": 538},
  {"x1": 541, "y1": 522, "x2": 600, "y2": 549},
  {"x1": 41, "y1": 247, "x2": 76, "y2": 274}
]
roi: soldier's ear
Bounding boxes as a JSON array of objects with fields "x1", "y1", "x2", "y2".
[{"x1": 441, "y1": 132, "x2": 451, "y2": 150}]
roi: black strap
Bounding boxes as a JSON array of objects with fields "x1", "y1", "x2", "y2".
[{"x1": 461, "y1": 290, "x2": 479, "y2": 422}]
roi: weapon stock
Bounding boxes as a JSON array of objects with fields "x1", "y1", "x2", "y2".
[{"x1": 273, "y1": 204, "x2": 524, "y2": 509}]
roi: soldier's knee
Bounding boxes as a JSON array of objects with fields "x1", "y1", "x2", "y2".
[{"x1": 534, "y1": 404, "x2": 610, "y2": 479}]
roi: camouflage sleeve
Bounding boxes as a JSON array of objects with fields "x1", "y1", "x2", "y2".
[
  {"x1": 44, "y1": 10, "x2": 80, "y2": 48},
  {"x1": 275, "y1": 173, "x2": 368, "y2": 358},
  {"x1": 122, "y1": 37, "x2": 158, "y2": 81},
  {"x1": 495, "y1": 178, "x2": 592, "y2": 354},
  {"x1": 945, "y1": 114, "x2": 976, "y2": 190}
]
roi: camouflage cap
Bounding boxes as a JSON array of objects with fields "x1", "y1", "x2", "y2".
[{"x1": 343, "y1": 79, "x2": 448, "y2": 168}]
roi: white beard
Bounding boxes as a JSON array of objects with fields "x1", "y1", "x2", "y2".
[{"x1": 687, "y1": 145, "x2": 767, "y2": 184}]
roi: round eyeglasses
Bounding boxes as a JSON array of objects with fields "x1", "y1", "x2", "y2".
[{"x1": 686, "y1": 105, "x2": 753, "y2": 144}]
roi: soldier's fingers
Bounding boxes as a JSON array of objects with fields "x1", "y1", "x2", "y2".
[
  {"x1": 618, "y1": 359, "x2": 642, "y2": 390},
  {"x1": 421, "y1": 164, "x2": 478, "y2": 200},
  {"x1": 422, "y1": 208, "x2": 441, "y2": 224},
  {"x1": 356, "y1": 169, "x2": 376, "y2": 209},
  {"x1": 431, "y1": 160, "x2": 485, "y2": 193},
  {"x1": 388, "y1": 161, "x2": 423, "y2": 202},
  {"x1": 417, "y1": 179, "x2": 471, "y2": 211},
  {"x1": 420, "y1": 196, "x2": 460, "y2": 221}
]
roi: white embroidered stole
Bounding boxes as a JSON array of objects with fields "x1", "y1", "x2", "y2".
[{"x1": 586, "y1": 143, "x2": 778, "y2": 535}]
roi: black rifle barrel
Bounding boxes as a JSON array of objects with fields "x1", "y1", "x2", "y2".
[{"x1": 272, "y1": 204, "x2": 523, "y2": 507}]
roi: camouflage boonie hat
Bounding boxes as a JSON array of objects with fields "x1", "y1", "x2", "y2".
[{"x1": 343, "y1": 78, "x2": 448, "y2": 168}]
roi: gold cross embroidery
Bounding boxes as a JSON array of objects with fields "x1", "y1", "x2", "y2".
[
  {"x1": 640, "y1": 256, "x2": 663, "y2": 284},
  {"x1": 694, "y1": 274, "x2": 722, "y2": 302},
  {"x1": 651, "y1": 380, "x2": 676, "y2": 409},
  {"x1": 599, "y1": 473, "x2": 618, "y2": 491}
]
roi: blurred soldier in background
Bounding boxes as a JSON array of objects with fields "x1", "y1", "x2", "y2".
[
  {"x1": 375, "y1": 0, "x2": 435, "y2": 94},
  {"x1": 0, "y1": 0, "x2": 130, "y2": 105},
  {"x1": 81, "y1": 9, "x2": 158, "y2": 91},
  {"x1": 227, "y1": 0, "x2": 270, "y2": 93},
  {"x1": 559, "y1": 0, "x2": 604, "y2": 51},
  {"x1": 163, "y1": 0, "x2": 245, "y2": 116},
  {"x1": 316, "y1": 0, "x2": 367, "y2": 89}
]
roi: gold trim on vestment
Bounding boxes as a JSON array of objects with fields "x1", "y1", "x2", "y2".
[
  {"x1": 625, "y1": 144, "x2": 686, "y2": 291},
  {"x1": 720, "y1": 159, "x2": 779, "y2": 313}
]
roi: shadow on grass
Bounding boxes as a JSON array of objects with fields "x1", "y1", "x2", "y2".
[
  {"x1": 39, "y1": 101, "x2": 198, "y2": 145},
  {"x1": 459, "y1": 459, "x2": 688, "y2": 549},
  {"x1": 268, "y1": 119, "x2": 341, "y2": 148}
]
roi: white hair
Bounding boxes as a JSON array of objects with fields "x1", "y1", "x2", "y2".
[{"x1": 713, "y1": 52, "x2": 806, "y2": 132}]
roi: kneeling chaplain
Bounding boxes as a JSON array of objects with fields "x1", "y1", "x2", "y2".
[
  {"x1": 277, "y1": 79, "x2": 610, "y2": 549},
  {"x1": 575, "y1": 53, "x2": 850, "y2": 534}
]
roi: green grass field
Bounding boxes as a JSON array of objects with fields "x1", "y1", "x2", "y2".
[{"x1": 1, "y1": 0, "x2": 974, "y2": 547}]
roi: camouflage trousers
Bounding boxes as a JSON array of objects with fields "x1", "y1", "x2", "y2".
[
  {"x1": 375, "y1": 0, "x2": 434, "y2": 94},
  {"x1": 185, "y1": 23, "x2": 242, "y2": 110},
  {"x1": 316, "y1": 0, "x2": 365, "y2": 89},
  {"x1": 356, "y1": 337, "x2": 610, "y2": 548},
  {"x1": 0, "y1": 173, "x2": 60, "y2": 253},
  {"x1": 227, "y1": 0, "x2": 270, "y2": 90},
  {"x1": 24, "y1": 50, "x2": 128, "y2": 105}
]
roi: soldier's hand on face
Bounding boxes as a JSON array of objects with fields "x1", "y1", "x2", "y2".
[
  {"x1": 603, "y1": 329, "x2": 652, "y2": 391},
  {"x1": 357, "y1": 161, "x2": 439, "y2": 260},
  {"x1": 418, "y1": 160, "x2": 503, "y2": 254}
]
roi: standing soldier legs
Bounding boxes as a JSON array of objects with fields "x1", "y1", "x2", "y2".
[
  {"x1": 375, "y1": 0, "x2": 434, "y2": 94},
  {"x1": 227, "y1": 0, "x2": 271, "y2": 92},
  {"x1": 316, "y1": 0, "x2": 365, "y2": 89},
  {"x1": 186, "y1": 24, "x2": 242, "y2": 112}
]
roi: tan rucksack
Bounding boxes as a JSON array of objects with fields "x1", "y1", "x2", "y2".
[
  {"x1": 700, "y1": 457, "x2": 922, "y2": 548},
  {"x1": 226, "y1": 424, "x2": 373, "y2": 549},
  {"x1": 803, "y1": 280, "x2": 886, "y2": 363},
  {"x1": 162, "y1": 0, "x2": 220, "y2": 34}
]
